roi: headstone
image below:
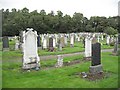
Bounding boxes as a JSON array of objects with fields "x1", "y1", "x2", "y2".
[
  {"x1": 2, "y1": 36, "x2": 9, "y2": 51},
  {"x1": 37, "y1": 35, "x2": 41, "y2": 48},
  {"x1": 60, "y1": 37, "x2": 65, "y2": 48},
  {"x1": 84, "y1": 36, "x2": 92, "y2": 60},
  {"x1": 58, "y1": 38, "x2": 62, "y2": 51},
  {"x1": 49, "y1": 37, "x2": 54, "y2": 51},
  {"x1": 91, "y1": 43, "x2": 101, "y2": 66},
  {"x1": 42, "y1": 36, "x2": 47, "y2": 49},
  {"x1": 55, "y1": 55, "x2": 63, "y2": 67},
  {"x1": 19, "y1": 31, "x2": 24, "y2": 52},
  {"x1": 101, "y1": 35, "x2": 104, "y2": 41},
  {"x1": 77, "y1": 36, "x2": 80, "y2": 42},
  {"x1": 106, "y1": 35, "x2": 110, "y2": 45},
  {"x1": 82, "y1": 37, "x2": 85, "y2": 48},
  {"x1": 97, "y1": 36, "x2": 100, "y2": 43},
  {"x1": 89, "y1": 43, "x2": 103, "y2": 74},
  {"x1": 52, "y1": 37, "x2": 55, "y2": 48},
  {"x1": 15, "y1": 37, "x2": 19, "y2": 50},
  {"x1": 70, "y1": 34, "x2": 74, "y2": 47},
  {"x1": 22, "y1": 28, "x2": 40, "y2": 70},
  {"x1": 113, "y1": 37, "x2": 118, "y2": 55},
  {"x1": 64, "y1": 35, "x2": 68, "y2": 45}
]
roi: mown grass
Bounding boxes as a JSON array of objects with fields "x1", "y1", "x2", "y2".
[
  {"x1": 2, "y1": 52, "x2": 118, "y2": 88},
  {"x1": 38, "y1": 42, "x2": 84, "y2": 56}
]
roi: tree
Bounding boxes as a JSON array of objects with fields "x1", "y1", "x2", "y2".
[{"x1": 104, "y1": 27, "x2": 118, "y2": 35}]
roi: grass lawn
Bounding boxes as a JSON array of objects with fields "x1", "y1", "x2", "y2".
[{"x1": 2, "y1": 52, "x2": 118, "y2": 88}]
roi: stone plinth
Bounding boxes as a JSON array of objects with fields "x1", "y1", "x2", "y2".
[{"x1": 89, "y1": 64, "x2": 103, "y2": 74}]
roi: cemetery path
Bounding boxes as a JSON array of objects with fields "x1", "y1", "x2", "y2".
[
  {"x1": 40, "y1": 49, "x2": 113, "y2": 60},
  {"x1": 4, "y1": 49, "x2": 113, "y2": 63}
]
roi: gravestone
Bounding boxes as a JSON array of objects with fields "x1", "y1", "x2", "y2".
[
  {"x1": 55, "y1": 55, "x2": 63, "y2": 67},
  {"x1": 19, "y1": 31, "x2": 24, "y2": 52},
  {"x1": 82, "y1": 37, "x2": 85, "y2": 48},
  {"x1": 70, "y1": 34, "x2": 74, "y2": 47},
  {"x1": 101, "y1": 35, "x2": 104, "y2": 41},
  {"x1": 37, "y1": 35, "x2": 41, "y2": 48},
  {"x1": 112, "y1": 37, "x2": 118, "y2": 55},
  {"x1": 84, "y1": 36, "x2": 92, "y2": 60},
  {"x1": 89, "y1": 43, "x2": 103, "y2": 74},
  {"x1": 106, "y1": 35, "x2": 110, "y2": 45},
  {"x1": 42, "y1": 36, "x2": 47, "y2": 49},
  {"x1": 53, "y1": 37, "x2": 56, "y2": 48},
  {"x1": 58, "y1": 38, "x2": 62, "y2": 51},
  {"x1": 60, "y1": 37, "x2": 65, "y2": 48},
  {"x1": 49, "y1": 37, "x2": 54, "y2": 51},
  {"x1": 97, "y1": 36, "x2": 100, "y2": 43},
  {"x1": 22, "y1": 28, "x2": 40, "y2": 70},
  {"x1": 15, "y1": 37, "x2": 19, "y2": 50},
  {"x1": 2, "y1": 36, "x2": 9, "y2": 51},
  {"x1": 64, "y1": 35, "x2": 68, "y2": 46}
]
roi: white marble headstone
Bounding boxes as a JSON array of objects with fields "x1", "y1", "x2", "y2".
[
  {"x1": 106, "y1": 35, "x2": 110, "y2": 45},
  {"x1": 43, "y1": 36, "x2": 47, "y2": 49},
  {"x1": 22, "y1": 28, "x2": 40, "y2": 69},
  {"x1": 85, "y1": 36, "x2": 92, "y2": 57}
]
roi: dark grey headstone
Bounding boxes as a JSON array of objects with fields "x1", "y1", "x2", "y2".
[
  {"x1": 92, "y1": 43, "x2": 101, "y2": 66},
  {"x1": 49, "y1": 37, "x2": 53, "y2": 47},
  {"x1": 37, "y1": 35, "x2": 41, "y2": 47},
  {"x1": 2, "y1": 36, "x2": 9, "y2": 48},
  {"x1": 49, "y1": 37, "x2": 54, "y2": 51},
  {"x1": 19, "y1": 31, "x2": 23, "y2": 43},
  {"x1": 83, "y1": 38, "x2": 85, "y2": 48}
]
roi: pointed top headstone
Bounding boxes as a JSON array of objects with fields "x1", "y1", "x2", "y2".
[{"x1": 27, "y1": 28, "x2": 33, "y2": 31}]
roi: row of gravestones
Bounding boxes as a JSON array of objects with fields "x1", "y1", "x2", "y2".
[
  {"x1": 2, "y1": 35, "x2": 119, "y2": 54},
  {"x1": 2, "y1": 32, "x2": 119, "y2": 52}
]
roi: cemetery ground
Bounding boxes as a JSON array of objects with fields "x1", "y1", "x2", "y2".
[
  {"x1": 2, "y1": 52, "x2": 118, "y2": 88},
  {"x1": 1, "y1": 39, "x2": 118, "y2": 88}
]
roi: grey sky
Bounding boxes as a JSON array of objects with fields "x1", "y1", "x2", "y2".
[{"x1": 0, "y1": 0, "x2": 119, "y2": 18}]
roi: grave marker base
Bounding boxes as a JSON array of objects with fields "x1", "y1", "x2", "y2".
[
  {"x1": 83, "y1": 57, "x2": 92, "y2": 61},
  {"x1": 22, "y1": 63, "x2": 40, "y2": 70},
  {"x1": 89, "y1": 64, "x2": 103, "y2": 74},
  {"x1": 70, "y1": 44, "x2": 74, "y2": 47},
  {"x1": 3, "y1": 48, "x2": 9, "y2": 51}
]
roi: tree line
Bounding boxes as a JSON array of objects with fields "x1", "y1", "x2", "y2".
[{"x1": 2, "y1": 7, "x2": 120, "y2": 36}]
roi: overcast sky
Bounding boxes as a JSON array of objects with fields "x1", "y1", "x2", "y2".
[{"x1": 0, "y1": 0, "x2": 119, "y2": 18}]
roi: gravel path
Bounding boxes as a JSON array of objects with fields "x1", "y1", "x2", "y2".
[{"x1": 40, "y1": 49, "x2": 113, "y2": 60}]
